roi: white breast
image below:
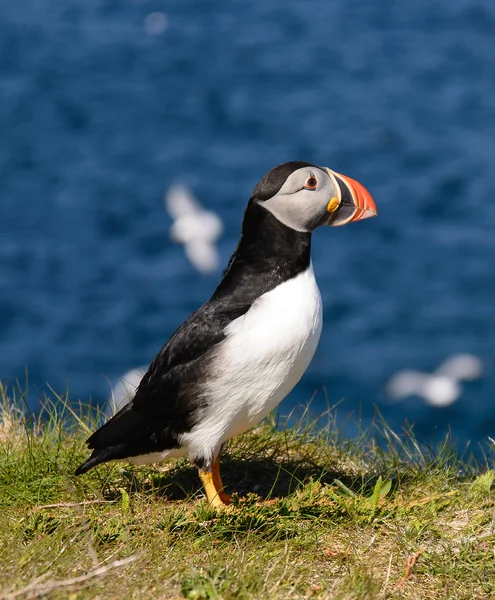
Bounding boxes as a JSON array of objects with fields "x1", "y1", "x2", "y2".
[{"x1": 182, "y1": 263, "x2": 323, "y2": 460}]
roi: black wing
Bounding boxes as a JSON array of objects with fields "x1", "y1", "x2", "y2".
[
  {"x1": 85, "y1": 299, "x2": 251, "y2": 451},
  {"x1": 75, "y1": 200, "x2": 311, "y2": 474}
]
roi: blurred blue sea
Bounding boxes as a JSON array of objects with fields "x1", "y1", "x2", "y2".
[{"x1": 1, "y1": 0, "x2": 494, "y2": 447}]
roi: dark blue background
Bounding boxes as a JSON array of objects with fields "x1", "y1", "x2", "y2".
[{"x1": 1, "y1": 0, "x2": 494, "y2": 447}]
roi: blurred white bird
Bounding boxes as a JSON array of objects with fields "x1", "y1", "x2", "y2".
[
  {"x1": 386, "y1": 353, "x2": 483, "y2": 407},
  {"x1": 107, "y1": 367, "x2": 146, "y2": 416},
  {"x1": 164, "y1": 184, "x2": 223, "y2": 274},
  {"x1": 144, "y1": 12, "x2": 168, "y2": 36}
]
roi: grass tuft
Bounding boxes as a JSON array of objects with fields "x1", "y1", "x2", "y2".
[{"x1": 1, "y1": 383, "x2": 494, "y2": 599}]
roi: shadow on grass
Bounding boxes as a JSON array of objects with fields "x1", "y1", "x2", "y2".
[{"x1": 105, "y1": 455, "x2": 385, "y2": 503}]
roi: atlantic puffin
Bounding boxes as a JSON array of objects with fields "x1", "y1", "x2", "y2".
[{"x1": 75, "y1": 162, "x2": 377, "y2": 507}]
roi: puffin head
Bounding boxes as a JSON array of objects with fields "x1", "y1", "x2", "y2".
[{"x1": 251, "y1": 161, "x2": 377, "y2": 232}]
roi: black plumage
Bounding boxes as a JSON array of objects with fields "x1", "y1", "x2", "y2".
[{"x1": 75, "y1": 174, "x2": 312, "y2": 476}]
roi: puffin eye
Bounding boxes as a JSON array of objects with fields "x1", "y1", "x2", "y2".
[{"x1": 304, "y1": 177, "x2": 318, "y2": 190}]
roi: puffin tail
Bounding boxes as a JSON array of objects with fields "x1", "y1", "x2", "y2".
[{"x1": 74, "y1": 450, "x2": 109, "y2": 476}]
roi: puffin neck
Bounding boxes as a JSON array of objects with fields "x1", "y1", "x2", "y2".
[{"x1": 214, "y1": 199, "x2": 312, "y2": 298}]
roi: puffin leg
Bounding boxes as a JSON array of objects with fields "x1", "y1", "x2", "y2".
[
  {"x1": 212, "y1": 454, "x2": 232, "y2": 505},
  {"x1": 198, "y1": 468, "x2": 227, "y2": 509}
]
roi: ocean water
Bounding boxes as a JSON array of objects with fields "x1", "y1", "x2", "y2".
[{"x1": 1, "y1": 0, "x2": 494, "y2": 448}]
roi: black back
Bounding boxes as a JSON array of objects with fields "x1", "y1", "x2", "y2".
[{"x1": 76, "y1": 164, "x2": 314, "y2": 473}]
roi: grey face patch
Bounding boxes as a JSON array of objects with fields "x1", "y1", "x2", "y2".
[{"x1": 260, "y1": 167, "x2": 339, "y2": 232}]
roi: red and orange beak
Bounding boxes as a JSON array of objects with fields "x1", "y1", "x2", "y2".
[{"x1": 325, "y1": 169, "x2": 378, "y2": 226}]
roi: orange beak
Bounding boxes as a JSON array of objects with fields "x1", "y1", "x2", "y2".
[{"x1": 326, "y1": 169, "x2": 378, "y2": 226}]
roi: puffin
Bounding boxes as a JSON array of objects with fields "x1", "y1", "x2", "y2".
[{"x1": 75, "y1": 162, "x2": 377, "y2": 508}]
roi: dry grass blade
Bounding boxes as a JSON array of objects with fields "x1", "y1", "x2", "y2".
[
  {"x1": 35, "y1": 500, "x2": 116, "y2": 510},
  {"x1": 2, "y1": 554, "x2": 142, "y2": 600},
  {"x1": 392, "y1": 550, "x2": 424, "y2": 592}
]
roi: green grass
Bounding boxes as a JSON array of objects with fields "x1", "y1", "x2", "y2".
[{"x1": 1, "y1": 383, "x2": 495, "y2": 600}]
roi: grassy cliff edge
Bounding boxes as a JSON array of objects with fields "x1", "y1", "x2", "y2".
[{"x1": 1, "y1": 384, "x2": 494, "y2": 600}]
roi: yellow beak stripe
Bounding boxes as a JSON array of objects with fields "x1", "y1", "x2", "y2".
[{"x1": 327, "y1": 196, "x2": 340, "y2": 213}]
